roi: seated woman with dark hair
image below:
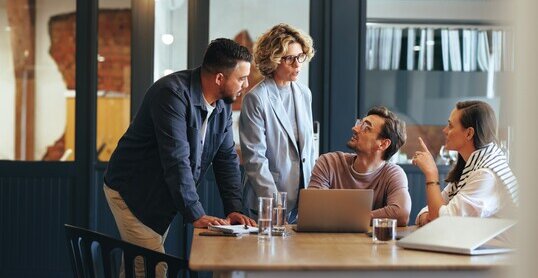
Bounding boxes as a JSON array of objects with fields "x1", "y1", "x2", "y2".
[{"x1": 412, "y1": 100, "x2": 518, "y2": 227}]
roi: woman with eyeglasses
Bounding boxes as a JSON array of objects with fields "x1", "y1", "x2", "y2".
[
  {"x1": 239, "y1": 23, "x2": 315, "y2": 224},
  {"x1": 412, "y1": 101, "x2": 519, "y2": 227}
]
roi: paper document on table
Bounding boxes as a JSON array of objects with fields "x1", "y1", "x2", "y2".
[{"x1": 209, "y1": 225, "x2": 258, "y2": 234}]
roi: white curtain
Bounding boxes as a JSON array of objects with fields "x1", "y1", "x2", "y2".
[
  {"x1": 492, "y1": 30, "x2": 503, "y2": 71},
  {"x1": 470, "y1": 30, "x2": 478, "y2": 71},
  {"x1": 431, "y1": 28, "x2": 508, "y2": 73},
  {"x1": 366, "y1": 27, "x2": 380, "y2": 70},
  {"x1": 365, "y1": 25, "x2": 510, "y2": 73},
  {"x1": 366, "y1": 27, "x2": 402, "y2": 70},
  {"x1": 477, "y1": 30, "x2": 490, "y2": 71},
  {"x1": 448, "y1": 29, "x2": 462, "y2": 71},
  {"x1": 463, "y1": 29, "x2": 472, "y2": 72},
  {"x1": 441, "y1": 29, "x2": 450, "y2": 71},
  {"x1": 462, "y1": 29, "x2": 478, "y2": 72},
  {"x1": 407, "y1": 28, "x2": 416, "y2": 70},
  {"x1": 365, "y1": 27, "x2": 373, "y2": 69},
  {"x1": 426, "y1": 28, "x2": 435, "y2": 71},
  {"x1": 391, "y1": 28, "x2": 402, "y2": 70},
  {"x1": 417, "y1": 29, "x2": 426, "y2": 71},
  {"x1": 379, "y1": 28, "x2": 394, "y2": 70}
]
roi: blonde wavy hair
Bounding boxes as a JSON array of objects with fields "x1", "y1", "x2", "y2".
[{"x1": 254, "y1": 23, "x2": 315, "y2": 77}]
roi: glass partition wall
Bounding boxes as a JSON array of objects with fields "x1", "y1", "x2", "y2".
[
  {"x1": 94, "y1": 0, "x2": 132, "y2": 162},
  {"x1": 364, "y1": 1, "x2": 514, "y2": 165},
  {"x1": 363, "y1": 22, "x2": 513, "y2": 165},
  {"x1": 0, "y1": 0, "x2": 77, "y2": 161},
  {"x1": 154, "y1": 0, "x2": 188, "y2": 81},
  {"x1": 0, "y1": 0, "x2": 135, "y2": 162},
  {"x1": 0, "y1": 0, "x2": 311, "y2": 161}
]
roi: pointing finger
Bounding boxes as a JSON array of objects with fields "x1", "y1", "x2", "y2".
[{"x1": 418, "y1": 137, "x2": 429, "y2": 152}]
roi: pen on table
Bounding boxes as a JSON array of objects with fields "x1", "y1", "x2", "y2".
[{"x1": 199, "y1": 231, "x2": 240, "y2": 237}]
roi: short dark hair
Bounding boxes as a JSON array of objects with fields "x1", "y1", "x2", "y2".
[
  {"x1": 202, "y1": 38, "x2": 252, "y2": 74},
  {"x1": 446, "y1": 100, "x2": 497, "y2": 183},
  {"x1": 367, "y1": 106, "x2": 407, "y2": 160}
]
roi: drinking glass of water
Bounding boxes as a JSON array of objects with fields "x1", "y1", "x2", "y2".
[
  {"x1": 272, "y1": 192, "x2": 287, "y2": 236},
  {"x1": 257, "y1": 197, "x2": 273, "y2": 241}
]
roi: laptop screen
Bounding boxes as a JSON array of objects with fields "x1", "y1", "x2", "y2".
[{"x1": 296, "y1": 189, "x2": 373, "y2": 232}]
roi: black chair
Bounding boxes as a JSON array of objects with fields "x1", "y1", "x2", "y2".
[{"x1": 64, "y1": 224, "x2": 197, "y2": 278}]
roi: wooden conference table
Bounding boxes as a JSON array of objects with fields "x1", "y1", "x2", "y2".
[{"x1": 189, "y1": 226, "x2": 513, "y2": 278}]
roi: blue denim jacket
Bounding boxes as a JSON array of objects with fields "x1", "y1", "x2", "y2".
[{"x1": 105, "y1": 67, "x2": 243, "y2": 235}]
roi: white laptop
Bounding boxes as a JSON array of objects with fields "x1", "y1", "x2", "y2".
[
  {"x1": 295, "y1": 189, "x2": 373, "y2": 233},
  {"x1": 397, "y1": 216, "x2": 516, "y2": 255}
]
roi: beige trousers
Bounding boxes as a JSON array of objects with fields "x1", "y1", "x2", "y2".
[{"x1": 103, "y1": 184, "x2": 169, "y2": 278}]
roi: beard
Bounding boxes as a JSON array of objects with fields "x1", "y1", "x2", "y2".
[
  {"x1": 222, "y1": 90, "x2": 242, "y2": 104},
  {"x1": 346, "y1": 138, "x2": 361, "y2": 153},
  {"x1": 346, "y1": 140, "x2": 356, "y2": 151},
  {"x1": 223, "y1": 95, "x2": 236, "y2": 104}
]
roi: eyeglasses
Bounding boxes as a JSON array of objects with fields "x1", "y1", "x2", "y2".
[
  {"x1": 281, "y1": 53, "x2": 307, "y2": 65},
  {"x1": 354, "y1": 118, "x2": 371, "y2": 132}
]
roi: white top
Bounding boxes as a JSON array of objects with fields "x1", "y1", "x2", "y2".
[
  {"x1": 200, "y1": 96, "x2": 215, "y2": 147},
  {"x1": 416, "y1": 168, "x2": 516, "y2": 223},
  {"x1": 278, "y1": 84, "x2": 299, "y2": 144}
]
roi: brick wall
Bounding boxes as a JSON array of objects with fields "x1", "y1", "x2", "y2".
[{"x1": 48, "y1": 9, "x2": 131, "y2": 94}]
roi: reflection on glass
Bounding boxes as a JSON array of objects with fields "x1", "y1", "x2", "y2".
[
  {"x1": 0, "y1": 0, "x2": 78, "y2": 161},
  {"x1": 95, "y1": 0, "x2": 132, "y2": 161},
  {"x1": 154, "y1": 0, "x2": 188, "y2": 81},
  {"x1": 363, "y1": 22, "x2": 511, "y2": 164},
  {"x1": 1, "y1": 0, "x2": 132, "y2": 161}
]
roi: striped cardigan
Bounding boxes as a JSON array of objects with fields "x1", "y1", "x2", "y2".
[{"x1": 447, "y1": 143, "x2": 519, "y2": 205}]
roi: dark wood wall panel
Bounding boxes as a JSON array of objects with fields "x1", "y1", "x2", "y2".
[
  {"x1": 0, "y1": 162, "x2": 75, "y2": 278},
  {"x1": 91, "y1": 165, "x2": 221, "y2": 278},
  {"x1": 90, "y1": 165, "x2": 120, "y2": 238},
  {"x1": 90, "y1": 165, "x2": 223, "y2": 260}
]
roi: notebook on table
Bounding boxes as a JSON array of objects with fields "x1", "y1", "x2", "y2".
[
  {"x1": 294, "y1": 189, "x2": 373, "y2": 233},
  {"x1": 396, "y1": 216, "x2": 516, "y2": 255},
  {"x1": 208, "y1": 224, "x2": 258, "y2": 235}
]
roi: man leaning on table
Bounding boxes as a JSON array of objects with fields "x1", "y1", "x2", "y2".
[
  {"x1": 103, "y1": 39, "x2": 256, "y2": 277},
  {"x1": 308, "y1": 106, "x2": 411, "y2": 226}
]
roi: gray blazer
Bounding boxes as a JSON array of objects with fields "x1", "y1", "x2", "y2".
[{"x1": 239, "y1": 78, "x2": 315, "y2": 212}]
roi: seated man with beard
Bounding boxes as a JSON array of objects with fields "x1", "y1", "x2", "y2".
[{"x1": 308, "y1": 106, "x2": 411, "y2": 226}]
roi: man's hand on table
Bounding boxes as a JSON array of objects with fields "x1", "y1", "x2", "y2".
[
  {"x1": 193, "y1": 215, "x2": 229, "y2": 228},
  {"x1": 226, "y1": 212, "x2": 257, "y2": 227}
]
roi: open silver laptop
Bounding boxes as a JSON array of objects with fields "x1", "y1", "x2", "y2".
[
  {"x1": 397, "y1": 216, "x2": 516, "y2": 255},
  {"x1": 295, "y1": 189, "x2": 373, "y2": 233}
]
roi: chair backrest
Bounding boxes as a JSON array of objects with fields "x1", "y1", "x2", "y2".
[{"x1": 64, "y1": 224, "x2": 194, "y2": 278}]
